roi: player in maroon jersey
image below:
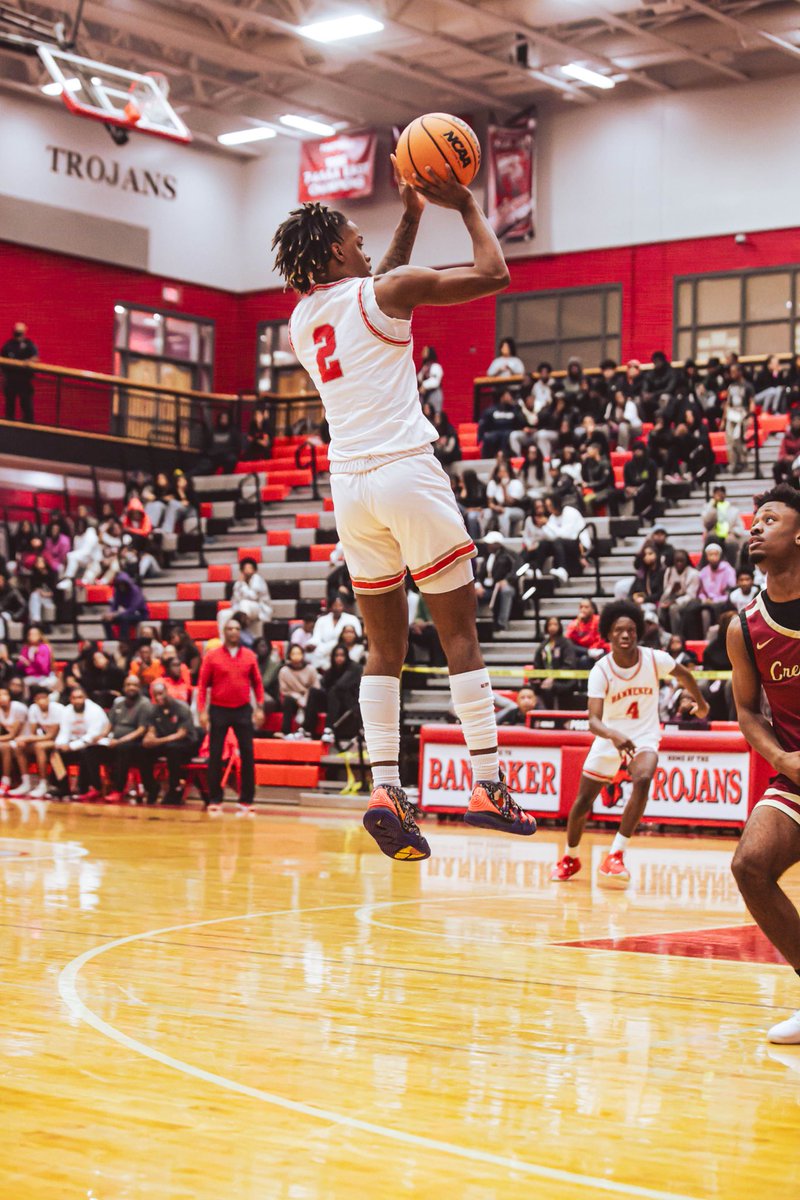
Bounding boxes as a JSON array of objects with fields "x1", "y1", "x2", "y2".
[{"x1": 729, "y1": 484, "x2": 800, "y2": 1042}]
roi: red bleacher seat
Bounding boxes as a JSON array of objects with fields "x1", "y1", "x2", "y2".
[
  {"x1": 208, "y1": 564, "x2": 232, "y2": 583},
  {"x1": 255, "y1": 764, "x2": 321, "y2": 788},
  {"x1": 685, "y1": 640, "x2": 707, "y2": 658},
  {"x1": 185, "y1": 621, "x2": 218, "y2": 640},
  {"x1": 264, "y1": 469, "x2": 312, "y2": 488},
  {"x1": 296, "y1": 513, "x2": 319, "y2": 529},
  {"x1": 85, "y1": 585, "x2": 112, "y2": 604},
  {"x1": 267, "y1": 530, "x2": 291, "y2": 546},
  {"x1": 613, "y1": 466, "x2": 625, "y2": 487},
  {"x1": 148, "y1": 602, "x2": 170, "y2": 620},
  {"x1": 234, "y1": 460, "x2": 270, "y2": 474},
  {"x1": 309, "y1": 544, "x2": 333, "y2": 562},
  {"x1": 177, "y1": 583, "x2": 201, "y2": 601},
  {"x1": 689, "y1": 552, "x2": 701, "y2": 566},
  {"x1": 261, "y1": 485, "x2": 290, "y2": 503},
  {"x1": 611, "y1": 451, "x2": 632, "y2": 468},
  {"x1": 254, "y1": 740, "x2": 324, "y2": 763},
  {"x1": 741, "y1": 511, "x2": 754, "y2": 530},
  {"x1": 200, "y1": 502, "x2": 212, "y2": 519},
  {"x1": 462, "y1": 447, "x2": 482, "y2": 461},
  {"x1": 238, "y1": 547, "x2": 262, "y2": 562},
  {"x1": 323, "y1": 497, "x2": 335, "y2": 512}
]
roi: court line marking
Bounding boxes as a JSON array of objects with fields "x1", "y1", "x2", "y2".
[{"x1": 58, "y1": 896, "x2": 701, "y2": 1200}]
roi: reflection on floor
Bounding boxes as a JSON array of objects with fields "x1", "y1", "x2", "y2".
[{"x1": 562, "y1": 923, "x2": 787, "y2": 963}]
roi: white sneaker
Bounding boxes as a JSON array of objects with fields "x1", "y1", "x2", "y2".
[
  {"x1": 551, "y1": 566, "x2": 569, "y2": 584},
  {"x1": 768, "y1": 1011, "x2": 800, "y2": 1044},
  {"x1": 9, "y1": 780, "x2": 30, "y2": 797},
  {"x1": 28, "y1": 780, "x2": 48, "y2": 798},
  {"x1": 235, "y1": 803, "x2": 256, "y2": 818}
]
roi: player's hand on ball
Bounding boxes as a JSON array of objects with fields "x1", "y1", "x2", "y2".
[
  {"x1": 390, "y1": 154, "x2": 425, "y2": 218},
  {"x1": 411, "y1": 165, "x2": 474, "y2": 212}
]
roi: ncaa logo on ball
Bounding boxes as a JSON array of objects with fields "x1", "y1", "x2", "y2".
[{"x1": 442, "y1": 130, "x2": 472, "y2": 169}]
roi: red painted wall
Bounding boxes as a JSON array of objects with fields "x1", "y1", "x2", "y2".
[{"x1": 4, "y1": 226, "x2": 800, "y2": 422}]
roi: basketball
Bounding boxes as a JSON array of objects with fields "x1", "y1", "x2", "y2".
[{"x1": 394, "y1": 112, "x2": 481, "y2": 187}]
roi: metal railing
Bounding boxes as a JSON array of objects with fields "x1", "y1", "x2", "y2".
[
  {"x1": 238, "y1": 472, "x2": 264, "y2": 534},
  {"x1": 295, "y1": 441, "x2": 323, "y2": 501}
]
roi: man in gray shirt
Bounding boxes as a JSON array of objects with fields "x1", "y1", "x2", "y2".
[{"x1": 85, "y1": 675, "x2": 152, "y2": 802}]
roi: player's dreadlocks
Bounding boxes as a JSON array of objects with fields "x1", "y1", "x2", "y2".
[{"x1": 271, "y1": 202, "x2": 348, "y2": 294}]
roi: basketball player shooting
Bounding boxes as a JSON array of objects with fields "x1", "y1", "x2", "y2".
[
  {"x1": 729, "y1": 485, "x2": 800, "y2": 1042},
  {"x1": 272, "y1": 160, "x2": 537, "y2": 862},
  {"x1": 551, "y1": 599, "x2": 708, "y2": 888}
]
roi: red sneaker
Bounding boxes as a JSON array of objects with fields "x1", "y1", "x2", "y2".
[
  {"x1": 597, "y1": 849, "x2": 631, "y2": 889},
  {"x1": 74, "y1": 787, "x2": 102, "y2": 803},
  {"x1": 464, "y1": 776, "x2": 537, "y2": 836},
  {"x1": 104, "y1": 791, "x2": 123, "y2": 804},
  {"x1": 550, "y1": 854, "x2": 581, "y2": 882},
  {"x1": 0, "y1": 782, "x2": 10, "y2": 798}
]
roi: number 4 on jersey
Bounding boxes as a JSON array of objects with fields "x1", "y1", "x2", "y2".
[
  {"x1": 625, "y1": 701, "x2": 640, "y2": 720},
  {"x1": 313, "y1": 324, "x2": 343, "y2": 383}
]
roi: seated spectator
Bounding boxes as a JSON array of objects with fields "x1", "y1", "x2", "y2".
[
  {"x1": 618, "y1": 359, "x2": 643, "y2": 402},
  {"x1": 702, "y1": 485, "x2": 746, "y2": 565},
  {"x1": 253, "y1": 636, "x2": 282, "y2": 715},
  {"x1": 278, "y1": 644, "x2": 323, "y2": 739},
  {"x1": 454, "y1": 470, "x2": 486, "y2": 541},
  {"x1": 531, "y1": 617, "x2": 578, "y2": 709},
  {"x1": 646, "y1": 414, "x2": 674, "y2": 474},
  {"x1": 701, "y1": 611, "x2": 735, "y2": 721},
  {"x1": 171, "y1": 471, "x2": 199, "y2": 533},
  {"x1": 642, "y1": 351, "x2": 678, "y2": 421},
  {"x1": 58, "y1": 517, "x2": 101, "y2": 591},
  {"x1": 146, "y1": 472, "x2": 198, "y2": 535},
  {"x1": 18, "y1": 685, "x2": 64, "y2": 797},
  {"x1": 158, "y1": 650, "x2": 193, "y2": 705},
  {"x1": 565, "y1": 599, "x2": 607, "y2": 666},
  {"x1": 86, "y1": 675, "x2": 152, "y2": 802},
  {"x1": 122, "y1": 496, "x2": 154, "y2": 548},
  {"x1": 524, "y1": 496, "x2": 588, "y2": 584},
  {"x1": 338, "y1": 625, "x2": 366, "y2": 665},
  {"x1": 43, "y1": 519, "x2": 70, "y2": 578},
  {"x1": 697, "y1": 542, "x2": 736, "y2": 619},
  {"x1": 563, "y1": 356, "x2": 584, "y2": 401},
  {"x1": 622, "y1": 442, "x2": 658, "y2": 521},
  {"x1": 26, "y1": 555, "x2": 57, "y2": 626},
  {"x1": 96, "y1": 518, "x2": 124, "y2": 583},
  {"x1": 0, "y1": 684, "x2": 31, "y2": 796},
  {"x1": 319, "y1": 645, "x2": 363, "y2": 747},
  {"x1": 190, "y1": 408, "x2": 241, "y2": 477},
  {"x1": 17, "y1": 627, "x2": 55, "y2": 693},
  {"x1": 773, "y1": 410, "x2": 800, "y2": 485},
  {"x1": 218, "y1": 558, "x2": 273, "y2": 638},
  {"x1": 0, "y1": 571, "x2": 27, "y2": 641},
  {"x1": 582, "y1": 442, "x2": 618, "y2": 517},
  {"x1": 243, "y1": 407, "x2": 272, "y2": 461},
  {"x1": 659, "y1": 548, "x2": 700, "y2": 634},
  {"x1": 647, "y1": 523, "x2": 675, "y2": 568},
  {"x1": 0, "y1": 643, "x2": 17, "y2": 690},
  {"x1": 290, "y1": 616, "x2": 316, "y2": 653},
  {"x1": 102, "y1": 571, "x2": 149, "y2": 642},
  {"x1": 142, "y1": 679, "x2": 198, "y2": 805},
  {"x1": 576, "y1": 415, "x2": 610, "y2": 459},
  {"x1": 167, "y1": 626, "x2": 201, "y2": 681},
  {"x1": 605, "y1": 389, "x2": 642, "y2": 450},
  {"x1": 407, "y1": 588, "x2": 445, "y2": 666},
  {"x1": 498, "y1": 684, "x2": 537, "y2": 726},
  {"x1": 483, "y1": 462, "x2": 525, "y2": 538},
  {"x1": 10, "y1": 519, "x2": 34, "y2": 563},
  {"x1": 754, "y1": 355, "x2": 786, "y2": 413},
  {"x1": 131, "y1": 642, "x2": 164, "y2": 689},
  {"x1": 137, "y1": 625, "x2": 164, "y2": 658},
  {"x1": 478, "y1": 388, "x2": 523, "y2": 457},
  {"x1": 309, "y1": 598, "x2": 362, "y2": 671},
  {"x1": 487, "y1": 337, "x2": 525, "y2": 378},
  {"x1": 475, "y1": 532, "x2": 517, "y2": 631},
  {"x1": 82, "y1": 648, "x2": 125, "y2": 708},
  {"x1": 641, "y1": 602, "x2": 669, "y2": 650},
  {"x1": 729, "y1": 567, "x2": 760, "y2": 613},
  {"x1": 417, "y1": 345, "x2": 444, "y2": 411},
  {"x1": 509, "y1": 390, "x2": 539, "y2": 457},
  {"x1": 531, "y1": 362, "x2": 554, "y2": 413},
  {"x1": 723, "y1": 363, "x2": 754, "y2": 475},
  {"x1": 666, "y1": 633, "x2": 699, "y2": 666},
  {"x1": 53, "y1": 685, "x2": 110, "y2": 800},
  {"x1": 431, "y1": 409, "x2": 461, "y2": 466},
  {"x1": 630, "y1": 541, "x2": 664, "y2": 604}
]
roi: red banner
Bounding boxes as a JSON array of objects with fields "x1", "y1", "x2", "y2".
[
  {"x1": 298, "y1": 132, "x2": 377, "y2": 203},
  {"x1": 487, "y1": 120, "x2": 536, "y2": 242}
]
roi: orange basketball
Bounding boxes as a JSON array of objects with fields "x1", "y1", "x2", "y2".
[{"x1": 395, "y1": 113, "x2": 481, "y2": 187}]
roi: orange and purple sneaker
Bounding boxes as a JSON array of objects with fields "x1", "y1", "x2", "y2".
[
  {"x1": 464, "y1": 776, "x2": 537, "y2": 836},
  {"x1": 550, "y1": 854, "x2": 581, "y2": 882},
  {"x1": 597, "y1": 849, "x2": 631, "y2": 889},
  {"x1": 362, "y1": 785, "x2": 431, "y2": 861}
]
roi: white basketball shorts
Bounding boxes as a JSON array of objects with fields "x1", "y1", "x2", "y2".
[
  {"x1": 330, "y1": 451, "x2": 477, "y2": 596},
  {"x1": 582, "y1": 736, "x2": 660, "y2": 782}
]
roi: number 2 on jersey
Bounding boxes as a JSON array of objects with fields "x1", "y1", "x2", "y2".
[
  {"x1": 624, "y1": 701, "x2": 640, "y2": 720},
  {"x1": 313, "y1": 324, "x2": 343, "y2": 383}
]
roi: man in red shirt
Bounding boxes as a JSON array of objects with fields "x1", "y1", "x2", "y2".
[{"x1": 197, "y1": 617, "x2": 264, "y2": 814}]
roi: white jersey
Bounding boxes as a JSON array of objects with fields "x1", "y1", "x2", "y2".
[
  {"x1": 26, "y1": 699, "x2": 65, "y2": 736},
  {"x1": 289, "y1": 275, "x2": 437, "y2": 471},
  {"x1": 587, "y1": 648, "x2": 675, "y2": 743}
]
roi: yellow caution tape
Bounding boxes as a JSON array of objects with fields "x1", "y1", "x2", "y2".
[{"x1": 401, "y1": 665, "x2": 732, "y2": 681}]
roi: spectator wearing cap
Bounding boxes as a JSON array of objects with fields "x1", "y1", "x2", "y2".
[
  {"x1": 197, "y1": 616, "x2": 264, "y2": 814},
  {"x1": 697, "y1": 543, "x2": 736, "y2": 617}
]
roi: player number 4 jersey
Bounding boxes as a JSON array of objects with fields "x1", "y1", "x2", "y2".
[
  {"x1": 288, "y1": 275, "x2": 437, "y2": 469},
  {"x1": 587, "y1": 648, "x2": 676, "y2": 741}
]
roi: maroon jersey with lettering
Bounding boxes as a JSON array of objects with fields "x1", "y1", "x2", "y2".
[{"x1": 742, "y1": 591, "x2": 800, "y2": 816}]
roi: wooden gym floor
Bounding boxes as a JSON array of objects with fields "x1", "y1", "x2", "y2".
[{"x1": 1, "y1": 804, "x2": 799, "y2": 1199}]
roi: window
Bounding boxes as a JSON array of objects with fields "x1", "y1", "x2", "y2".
[
  {"x1": 112, "y1": 304, "x2": 215, "y2": 444},
  {"x1": 256, "y1": 320, "x2": 312, "y2": 395},
  {"x1": 674, "y1": 269, "x2": 797, "y2": 360},
  {"x1": 496, "y1": 286, "x2": 621, "y2": 371}
]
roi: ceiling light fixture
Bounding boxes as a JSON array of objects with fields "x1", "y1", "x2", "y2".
[
  {"x1": 280, "y1": 114, "x2": 337, "y2": 136},
  {"x1": 217, "y1": 126, "x2": 277, "y2": 146},
  {"x1": 41, "y1": 76, "x2": 80, "y2": 96},
  {"x1": 298, "y1": 14, "x2": 384, "y2": 42},
  {"x1": 562, "y1": 63, "x2": 615, "y2": 89}
]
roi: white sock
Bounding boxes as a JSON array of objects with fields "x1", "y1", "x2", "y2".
[
  {"x1": 1, "y1": 776, "x2": 9, "y2": 786},
  {"x1": 360, "y1": 675, "x2": 401, "y2": 788},
  {"x1": 449, "y1": 668, "x2": 500, "y2": 783},
  {"x1": 611, "y1": 832, "x2": 630, "y2": 855},
  {"x1": 567, "y1": 842, "x2": 581, "y2": 856}
]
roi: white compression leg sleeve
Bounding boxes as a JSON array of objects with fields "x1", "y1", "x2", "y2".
[
  {"x1": 359, "y1": 675, "x2": 401, "y2": 788},
  {"x1": 449, "y1": 668, "x2": 500, "y2": 783}
]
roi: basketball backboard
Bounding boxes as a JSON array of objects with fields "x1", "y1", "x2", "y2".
[{"x1": 37, "y1": 45, "x2": 191, "y2": 144}]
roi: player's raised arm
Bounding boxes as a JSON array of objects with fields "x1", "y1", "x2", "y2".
[
  {"x1": 375, "y1": 166, "x2": 510, "y2": 318},
  {"x1": 374, "y1": 156, "x2": 425, "y2": 274},
  {"x1": 728, "y1": 616, "x2": 800, "y2": 784}
]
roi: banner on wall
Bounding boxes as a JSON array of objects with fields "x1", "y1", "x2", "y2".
[
  {"x1": 298, "y1": 132, "x2": 377, "y2": 203},
  {"x1": 420, "y1": 739, "x2": 561, "y2": 812},
  {"x1": 487, "y1": 120, "x2": 536, "y2": 242},
  {"x1": 592, "y1": 748, "x2": 751, "y2": 824}
]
